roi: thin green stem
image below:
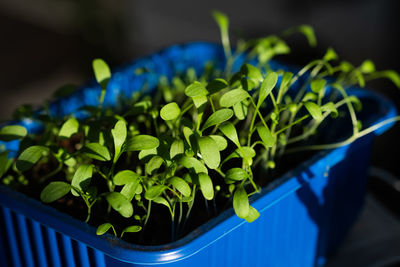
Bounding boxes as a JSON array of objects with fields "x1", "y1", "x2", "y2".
[
  {"x1": 39, "y1": 160, "x2": 63, "y2": 183},
  {"x1": 285, "y1": 116, "x2": 400, "y2": 153}
]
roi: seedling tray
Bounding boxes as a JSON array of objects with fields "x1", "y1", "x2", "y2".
[{"x1": 0, "y1": 42, "x2": 396, "y2": 267}]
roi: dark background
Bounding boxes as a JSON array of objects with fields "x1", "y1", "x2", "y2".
[{"x1": 0, "y1": 0, "x2": 399, "y2": 265}]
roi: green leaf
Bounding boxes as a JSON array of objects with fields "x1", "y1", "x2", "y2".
[
  {"x1": 82, "y1": 143, "x2": 111, "y2": 161},
  {"x1": 304, "y1": 102, "x2": 322, "y2": 121},
  {"x1": 120, "y1": 180, "x2": 140, "y2": 201},
  {"x1": 355, "y1": 70, "x2": 365, "y2": 87},
  {"x1": 233, "y1": 185, "x2": 249, "y2": 219},
  {"x1": 219, "y1": 122, "x2": 240, "y2": 147},
  {"x1": 235, "y1": 146, "x2": 256, "y2": 159},
  {"x1": 241, "y1": 64, "x2": 263, "y2": 83},
  {"x1": 310, "y1": 79, "x2": 326, "y2": 94},
  {"x1": 145, "y1": 185, "x2": 166, "y2": 200},
  {"x1": 323, "y1": 47, "x2": 338, "y2": 61},
  {"x1": 347, "y1": 96, "x2": 362, "y2": 111},
  {"x1": 198, "y1": 172, "x2": 214, "y2": 200},
  {"x1": 113, "y1": 170, "x2": 140, "y2": 186},
  {"x1": 16, "y1": 146, "x2": 49, "y2": 172},
  {"x1": 170, "y1": 139, "x2": 184, "y2": 159},
  {"x1": 360, "y1": 60, "x2": 375, "y2": 73},
  {"x1": 370, "y1": 70, "x2": 400, "y2": 88},
  {"x1": 177, "y1": 155, "x2": 208, "y2": 174},
  {"x1": 92, "y1": 59, "x2": 111, "y2": 89},
  {"x1": 244, "y1": 206, "x2": 260, "y2": 223},
  {"x1": 226, "y1": 168, "x2": 249, "y2": 181},
  {"x1": 0, "y1": 125, "x2": 27, "y2": 141},
  {"x1": 302, "y1": 92, "x2": 317, "y2": 102},
  {"x1": 138, "y1": 148, "x2": 157, "y2": 160},
  {"x1": 96, "y1": 223, "x2": 114, "y2": 235},
  {"x1": 256, "y1": 125, "x2": 275, "y2": 148},
  {"x1": 258, "y1": 72, "x2": 278, "y2": 106},
  {"x1": 339, "y1": 61, "x2": 354, "y2": 72},
  {"x1": 192, "y1": 95, "x2": 208, "y2": 109},
  {"x1": 71, "y1": 164, "x2": 93, "y2": 196},
  {"x1": 160, "y1": 102, "x2": 181, "y2": 121},
  {"x1": 153, "y1": 196, "x2": 171, "y2": 210},
  {"x1": 59, "y1": 118, "x2": 79, "y2": 139},
  {"x1": 294, "y1": 25, "x2": 317, "y2": 47},
  {"x1": 183, "y1": 127, "x2": 195, "y2": 147},
  {"x1": 201, "y1": 109, "x2": 233, "y2": 131},
  {"x1": 40, "y1": 182, "x2": 71, "y2": 203},
  {"x1": 280, "y1": 72, "x2": 294, "y2": 91},
  {"x1": 185, "y1": 81, "x2": 208, "y2": 97},
  {"x1": 222, "y1": 146, "x2": 256, "y2": 166},
  {"x1": 233, "y1": 100, "x2": 249, "y2": 120},
  {"x1": 212, "y1": 10, "x2": 228, "y2": 33},
  {"x1": 126, "y1": 135, "x2": 159, "y2": 151},
  {"x1": 111, "y1": 119, "x2": 127, "y2": 160},
  {"x1": 321, "y1": 102, "x2": 338, "y2": 118},
  {"x1": 209, "y1": 135, "x2": 228, "y2": 151},
  {"x1": 105, "y1": 192, "x2": 133, "y2": 218},
  {"x1": 197, "y1": 136, "x2": 220, "y2": 169},
  {"x1": 169, "y1": 176, "x2": 191, "y2": 197},
  {"x1": 0, "y1": 151, "x2": 11, "y2": 177},
  {"x1": 145, "y1": 155, "x2": 164, "y2": 175},
  {"x1": 206, "y1": 78, "x2": 228, "y2": 94},
  {"x1": 220, "y1": 88, "x2": 250, "y2": 108},
  {"x1": 121, "y1": 225, "x2": 142, "y2": 237}
]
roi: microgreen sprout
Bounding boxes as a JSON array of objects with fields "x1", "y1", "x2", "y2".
[{"x1": 0, "y1": 10, "x2": 399, "y2": 246}]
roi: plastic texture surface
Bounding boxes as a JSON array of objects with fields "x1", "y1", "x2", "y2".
[{"x1": 0, "y1": 42, "x2": 397, "y2": 267}]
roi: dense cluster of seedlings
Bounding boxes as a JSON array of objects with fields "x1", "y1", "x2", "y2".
[{"x1": 0, "y1": 11, "x2": 399, "y2": 244}]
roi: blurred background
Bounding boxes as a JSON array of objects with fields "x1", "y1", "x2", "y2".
[{"x1": 0, "y1": 0, "x2": 399, "y2": 265}]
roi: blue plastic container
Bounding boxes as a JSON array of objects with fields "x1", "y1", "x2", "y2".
[{"x1": 0, "y1": 42, "x2": 397, "y2": 267}]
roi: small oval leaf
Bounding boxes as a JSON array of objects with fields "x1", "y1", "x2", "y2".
[
  {"x1": 160, "y1": 102, "x2": 181, "y2": 121},
  {"x1": 96, "y1": 223, "x2": 114, "y2": 235},
  {"x1": 59, "y1": 118, "x2": 79, "y2": 139},
  {"x1": 145, "y1": 156, "x2": 164, "y2": 175},
  {"x1": 93, "y1": 58, "x2": 111, "y2": 89},
  {"x1": 177, "y1": 155, "x2": 208, "y2": 174},
  {"x1": 201, "y1": 109, "x2": 233, "y2": 131},
  {"x1": 220, "y1": 88, "x2": 250, "y2": 107},
  {"x1": 197, "y1": 136, "x2": 220, "y2": 169},
  {"x1": 198, "y1": 173, "x2": 214, "y2": 200},
  {"x1": 120, "y1": 180, "x2": 140, "y2": 201},
  {"x1": 219, "y1": 122, "x2": 240, "y2": 147},
  {"x1": 169, "y1": 176, "x2": 191, "y2": 197},
  {"x1": 113, "y1": 170, "x2": 140, "y2": 186},
  {"x1": 71, "y1": 164, "x2": 93, "y2": 196},
  {"x1": 304, "y1": 102, "x2": 322, "y2": 121},
  {"x1": 40, "y1": 182, "x2": 71, "y2": 203},
  {"x1": 82, "y1": 143, "x2": 111, "y2": 161},
  {"x1": 16, "y1": 146, "x2": 49, "y2": 172},
  {"x1": 244, "y1": 206, "x2": 260, "y2": 223},
  {"x1": 256, "y1": 125, "x2": 275, "y2": 148},
  {"x1": 185, "y1": 81, "x2": 209, "y2": 97},
  {"x1": 105, "y1": 192, "x2": 133, "y2": 218},
  {"x1": 226, "y1": 168, "x2": 249, "y2": 181},
  {"x1": 145, "y1": 185, "x2": 166, "y2": 200},
  {"x1": 0, "y1": 125, "x2": 27, "y2": 141},
  {"x1": 258, "y1": 72, "x2": 278, "y2": 106},
  {"x1": 209, "y1": 135, "x2": 228, "y2": 151},
  {"x1": 170, "y1": 139, "x2": 185, "y2": 159},
  {"x1": 233, "y1": 185, "x2": 249, "y2": 219},
  {"x1": 126, "y1": 135, "x2": 160, "y2": 151}
]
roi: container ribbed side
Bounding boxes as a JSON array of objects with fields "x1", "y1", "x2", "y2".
[{"x1": 0, "y1": 206, "x2": 106, "y2": 267}]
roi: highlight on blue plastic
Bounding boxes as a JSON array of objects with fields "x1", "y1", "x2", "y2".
[{"x1": 0, "y1": 42, "x2": 397, "y2": 267}]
